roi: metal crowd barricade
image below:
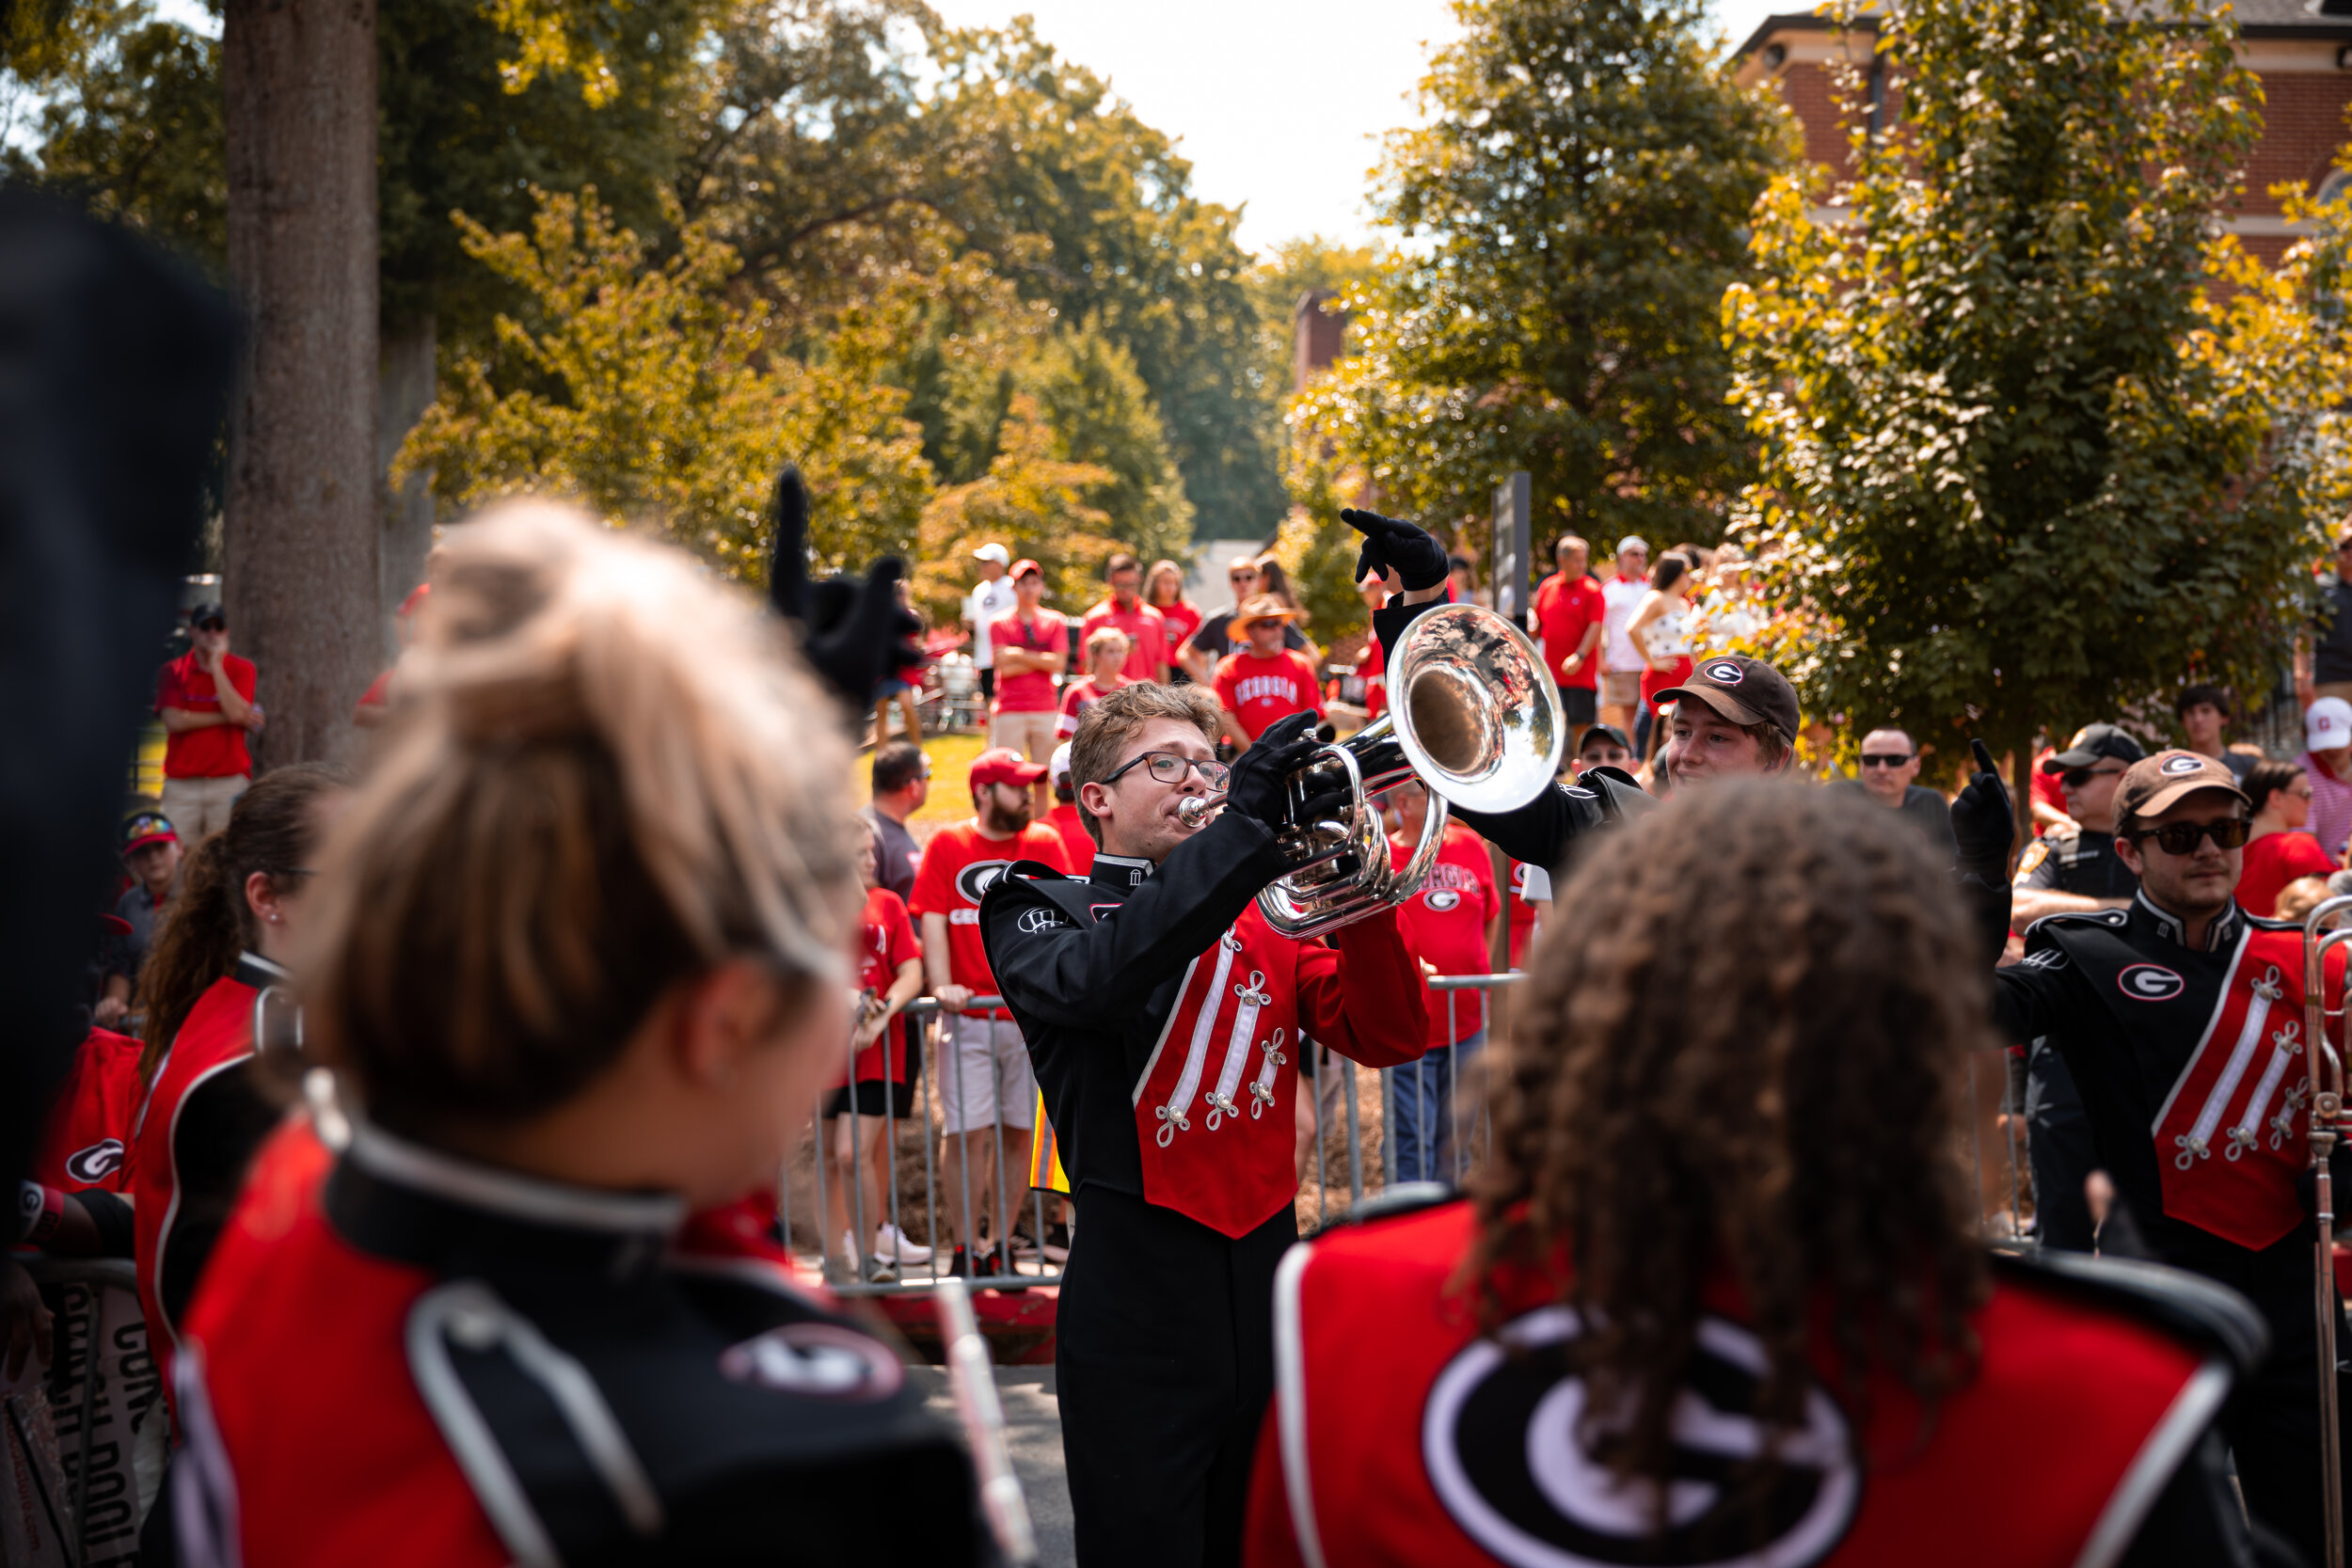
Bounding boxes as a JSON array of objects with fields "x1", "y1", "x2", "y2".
[
  {"x1": 780, "y1": 974, "x2": 1549, "y2": 1291},
  {"x1": 11, "y1": 1257, "x2": 167, "y2": 1567}
]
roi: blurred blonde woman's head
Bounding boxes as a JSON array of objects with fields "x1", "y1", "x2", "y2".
[{"x1": 306, "y1": 501, "x2": 861, "y2": 1152}]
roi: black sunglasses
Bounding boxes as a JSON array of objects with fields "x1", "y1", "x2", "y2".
[
  {"x1": 2132, "y1": 818, "x2": 2249, "y2": 855},
  {"x1": 195, "y1": 618, "x2": 226, "y2": 631},
  {"x1": 1858, "y1": 753, "x2": 1914, "y2": 768},
  {"x1": 2060, "y1": 765, "x2": 2127, "y2": 790}
]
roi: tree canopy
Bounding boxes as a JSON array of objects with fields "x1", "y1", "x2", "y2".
[{"x1": 1724, "y1": 0, "x2": 2335, "y2": 793}]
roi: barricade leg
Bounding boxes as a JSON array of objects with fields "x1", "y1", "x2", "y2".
[
  {"x1": 1344, "y1": 1057, "x2": 1364, "y2": 1207},
  {"x1": 920, "y1": 1010, "x2": 942, "y2": 1280}
]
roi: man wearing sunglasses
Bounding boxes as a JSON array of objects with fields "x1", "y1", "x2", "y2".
[
  {"x1": 1972, "y1": 749, "x2": 2352, "y2": 1562},
  {"x1": 1179, "y1": 556, "x2": 1310, "y2": 684},
  {"x1": 1845, "y1": 726, "x2": 1957, "y2": 852},
  {"x1": 2011, "y1": 723, "x2": 2147, "y2": 933},
  {"x1": 978, "y1": 686, "x2": 1429, "y2": 1567}
]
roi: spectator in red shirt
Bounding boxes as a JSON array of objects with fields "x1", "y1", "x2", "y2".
[
  {"x1": 1144, "y1": 559, "x2": 1201, "y2": 680},
  {"x1": 156, "y1": 603, "x2": 262, "y2": 839},
  {"x1": 909, "y1": 748, "x2": 1072, "y2": 1275},
  {"x1": 2239, "y1": 759, "x2": 2336, "y2": 918},
  {"x1": 989, "y1": 559, "x2": 1066, "y2": 815},
  {"x1": 1044, "y1": 742, "x2": 1096, "y2": 873},
  {"x1": 823, "y1": 817, "x2": 929, "y2": 1281},
  {"x1": 1057, "y1": 626, "x2": 1131, "y2": 739},
  {"x1": 1352, "y1": 572, "x2": 1392, "y2": 721},
  {"x1": 1214, "y1": 596, "x2": 1323, "y2": 748},
  {"x1": 98, "y1": 810, "x2": 181, "y2": 1027},
  {"x1": 1079, "y1": 552, "x2": 1169, "y2": 684},
  {"x1": 1534, "y1": 533, "x2": 1604, "y2": 732},
  {"x1": 1383, "y1": 782, "x2": 1500, "y2": 1183}
]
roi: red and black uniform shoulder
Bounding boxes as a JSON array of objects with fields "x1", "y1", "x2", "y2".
[
  {"x1": 30, "y1": 1025, "x2": 144, "y2": 1194},
  {"x1": 1247, "y1": 1197, "x2": 2265, "y2": 1568},
  {"x1": 177, "y1": 1111, "x2": 989, "y2": 1567}
]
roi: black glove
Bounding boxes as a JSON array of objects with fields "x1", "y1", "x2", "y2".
[
  {"x1": 1950, "y1": 738, "x2": 2016, "y2": 878},
  {"x1": 767, "y1": 466, "x2": 923, "y2": 710},
  {"x1": 1223, "y1": 711, "x2": 1332, "y2": 835},
  {"x1": 1339, "y1": 508, "x2": 1450, "y2": 593}
]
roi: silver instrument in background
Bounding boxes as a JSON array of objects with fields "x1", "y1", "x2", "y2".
[
  {"x1": 934, "y1": 1277, "x2": 1040, "y2": 1567},
  {"x1": 252, "y1": 983, "x2": 303, "y2": 1055},
  {"x1": 2306, "y1": 895, "x2": 2352, "y2": 1568},
  {"x1": 1178, "y1": 602, "x2": 1564, "y2": 940}
]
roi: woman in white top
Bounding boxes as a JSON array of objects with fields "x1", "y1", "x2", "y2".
[{"x1": 1624, "y1": 552, "x2": 1696, "y2": 762}]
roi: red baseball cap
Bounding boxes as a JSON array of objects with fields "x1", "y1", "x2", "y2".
[
  {"x1": 970, "y1": 748, "x2": 1049, "y2": 788},
  {"x1": 1009, "y1": 558, "x2": 1043, "y2": 580}
]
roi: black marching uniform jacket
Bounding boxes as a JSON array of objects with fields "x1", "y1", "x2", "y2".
[
  {"x1": 1990, "y1": 884, "x2": 2351, "y2": 1561},
  {"x1": 980, "y1": 812, "x2": 1428, "y2": 1568}
]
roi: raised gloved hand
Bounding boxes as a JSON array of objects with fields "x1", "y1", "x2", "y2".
[
  {"x1": 1950, "y1": 738, "x2": 2016, "y2": 878},
  {"x1": 767, "y1": 466, "x2": 923, "y2": 710},
  {"x1": 1339, "y1": 508, "x2": 1450, "y2": 593},
  {"x1": 1222, "y1": 712, "x2": 1333, "y2": 836}
]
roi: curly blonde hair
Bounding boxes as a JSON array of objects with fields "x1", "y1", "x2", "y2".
[
  {"x1": 305, "y1": 502, "x2": 860, "y2": 1132},
  {"x1": 1467, "y1": 779, "x2": 1990, "y2": 1524}
]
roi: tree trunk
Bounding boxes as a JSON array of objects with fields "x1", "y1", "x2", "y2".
[
  {"x1": 378, "y1": 311, "x2": 437, "y2": 647},
  {"x1": 222, "y1": 0, "x2": 379, "y2": 768}
]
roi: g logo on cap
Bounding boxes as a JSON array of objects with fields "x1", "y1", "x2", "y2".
[
  {"x1": 1422, "y1": 1306, "x2": 1858, "y2": 1568},
  {"x1": 2159, "y1": 754, "x2": 2201, "y2": 775},
  {"x1": 2119, "y1": 964, "x2": 2185, "y2": 1002},
  {"x1": 1701, "y1": 660, "x2": 1744, "y2": 686}
]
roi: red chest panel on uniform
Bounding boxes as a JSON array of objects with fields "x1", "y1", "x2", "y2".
[
  {"x1": 179, "y1": 1123, "x2": 511, "y2": 1568},
  {"x1": 30, "y1": 1027, "x2": 144, "y2": 1193},
  {"x1": 132, "y1": 973, "x2": 256, "y2": 1384},
  {"x1": 1133, "y1": 907, "x2": 1304, "y2": 1238},
  {"x1": 2150, "y1": 927, "x2": 2323, "y2": 1251},
  {"x1": 1253, "y1": 1202, "x2": 2216, "y2": 1568}
]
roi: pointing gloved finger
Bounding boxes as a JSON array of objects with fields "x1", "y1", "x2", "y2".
[
  {"x1": 1971, "y1": 738, "x2": 1997, "y2": 778},
  {"x1": 768, "y1": 466, "x2": 811, "y2": 623},
  {"x1": 1339, "y1": 508, "x2": 1449, "y2": 592}
]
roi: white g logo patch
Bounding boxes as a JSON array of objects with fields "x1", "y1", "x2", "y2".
[{"x1": 2119, "y1": 964, "x2": 2185, "y2": 1002}]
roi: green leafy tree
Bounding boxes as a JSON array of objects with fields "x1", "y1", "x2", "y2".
[
  {"x1": 910, "y1": 392, "x2": 1120, "y2": 621},
  {"x1": 1291, "y1": 0, "x2": 1789, "y2": 550},
  {"x1": 1724, "y1": 0, "x2": 2329, "y2": 816},
  {"x1": 1012, "y1": 325, "x2": 1191, "y2": 561},
  {"x1": 393, "y1": 186, "x2": 932, "y2": 574}
]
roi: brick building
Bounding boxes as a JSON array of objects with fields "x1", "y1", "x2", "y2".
[{"x1": 1730, "y1": 1, "x2": 2352, "y2": 266}]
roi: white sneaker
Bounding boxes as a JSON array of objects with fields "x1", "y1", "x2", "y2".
[{"x1": 873, "y1": 1223, "x2": 932, "y2": 1263}]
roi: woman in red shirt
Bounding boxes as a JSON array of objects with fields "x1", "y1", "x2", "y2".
[
  {"x1": 823, "y1": 817, "x2": 927, "y2": 1280},
  {"x1": 2238, "y1": 758, "x2": 2336, "y2": 917},
  {"x1": 1144, "y1": 558, "x2": 1202, "y2": 676},
  {"x1": 172, "y1": 502, "x2": 984, "y2": 1566}
]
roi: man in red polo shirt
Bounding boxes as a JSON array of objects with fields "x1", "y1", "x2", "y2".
[
  {"x1": 910, "y1": 748, "x2": 1073, "y2": 1275},
  {"x1": 156, "y1": 602, "x2": 262, "y2": 839},
  {"x1": 1079, "y1": 552, "x2": 1169, "y2": 684},
  {"x1": 1534, "y1": 532, "x2": 1604, "y2": 735},
  {"x1": 1215, "y1": 596, "x2": 1323, "y2": 748},
  {"x1": 1385, "y1": 781, "x2": 1500, "y2": 1184}
]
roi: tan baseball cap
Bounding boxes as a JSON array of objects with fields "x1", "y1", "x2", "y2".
[{"x1": 2114, "y1": 749, "x2": 2249, "y2": 822}]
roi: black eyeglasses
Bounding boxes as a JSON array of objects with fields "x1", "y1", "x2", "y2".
[
  {"x1": 2060, "y1": 765, "x2": 2127, "y2": 790},
  {"x1": 195, "y1": 619, "x2": 226, "y2": 632},
  {"x1": 1858, "y1": 753, "x2": 1914, "y2": 768},
  {"x1": 2133, "y1": 818, "x2": 2250, "y2": 855},
  {"x1": 1102, "y1": 751, "x2": 1231, "y2": 789}
]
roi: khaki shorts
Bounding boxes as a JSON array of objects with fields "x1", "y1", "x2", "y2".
[
  {"x1": 989, "y1": 708, "x2": 1057, "y2": 762},
  {"x1": 160, "y1": 773, "x2": 249, "y2": 841},
  {"x1": 1598, "y1": 671, "x2": 1643, "y2": 708},
  {"x1": 941, "y1": 1013, "x2": 1038, "y2": 1134}
]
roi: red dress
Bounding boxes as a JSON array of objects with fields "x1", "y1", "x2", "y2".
[{"x1": 1247, "y1": 1198, "x2": 2259, "y2": 1568}]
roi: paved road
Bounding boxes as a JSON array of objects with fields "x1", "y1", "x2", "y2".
[{"x1": 908, "y1": 1365, "x2": 1074, "y2": 1567}]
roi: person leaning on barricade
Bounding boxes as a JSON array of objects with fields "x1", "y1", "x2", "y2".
[
  {"x1": 1246, "y1": 779, "x2": 2275, "y2": 1568},
  {"x1": 167, "y1": 503, "x2": 992, "y2": 1565}
]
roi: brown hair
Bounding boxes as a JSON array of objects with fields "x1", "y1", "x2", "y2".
[
  {"x1": 139, "y1": 764, "x2": 345, "y2": 1081},
  {"x1": 1144, "y1": 559, "x2": 1187, "y2": 608},
  {"x1": 303, "y1": 501, "x2": 859, "y2": 1134},
  {"x1": 1468, "y1": 780, "x2": 1988, "y2": 1527},
  {"x1": 1068, "y1": 682, "x2": 1220, "y2": 846},
  {"x1": 1085, "y1": 626, "x2": 1132, "y2": 661}
]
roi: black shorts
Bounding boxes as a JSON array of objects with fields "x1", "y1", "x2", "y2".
[
  {"x1": 1558, "y1": 684, "x2": 1597, "y2": 726},
  {"x1": 821, "y1": 1079, "x2": 915, "y2": 1120}
]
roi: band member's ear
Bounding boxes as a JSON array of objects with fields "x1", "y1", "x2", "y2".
[
  {"x1": 1078, "y1": 782, "x2": 1113, "y2": 825},
  {"x1": 2113, "y1": 832, "x2": 2145, "y2": 879}
]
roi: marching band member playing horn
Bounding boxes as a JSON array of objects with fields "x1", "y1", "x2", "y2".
[
  {"x1": 980, "y1": 684, "x2": 1431, "y2": 1566},
  {"x1": 170, "y1": 503, "x2": 990, "y2": 1566},
  {"x1": 1961, "y1": 745, "x2": 2352, "y2": 1561},
  {"x1": 1248, "y1": 780, "x2": 2271, "y2": 1568}
]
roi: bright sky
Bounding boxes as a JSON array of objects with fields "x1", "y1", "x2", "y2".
[{"x1": 927, "y1": 0, "x2": 1791, "y2": 255}]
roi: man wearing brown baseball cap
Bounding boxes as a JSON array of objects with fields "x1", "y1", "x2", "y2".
[
  {"x1": 1649, "y1": 653, "x2": 1803, "y2": 789},
  {"x1": 1983, "y1": 747, "x2": 2352, "y2": 1558}
]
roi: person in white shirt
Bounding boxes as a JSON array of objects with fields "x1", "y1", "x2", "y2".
[
  {"x1": 1597, "y1": 535, "x2": 1651, "y2": 738},
  {"x1": 963, "y1": 543, "x2": 1018, "y2": 707}
]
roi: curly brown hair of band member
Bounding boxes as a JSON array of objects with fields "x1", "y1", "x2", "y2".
[
  {"x1": 300, "y1": 501, "x2": 861, "y2": 1135},
  {"x1": 138, "y1": 764, "x2": 346, "y2": 1081},
  {"x1": 1464, "y1": 780, "x2": 1990, "y2": 1524},
  {"x1": 1068, "y1": 681, "x2": 1221, "y2": 846}
]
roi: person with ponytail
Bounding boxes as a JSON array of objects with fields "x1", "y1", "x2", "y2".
[
  {"x1": 172, "y1": 502, "x2": 986, "y2": 1566},
  {"x1": 130, "y1": 760, "x2": 343, "y2": 1395}
]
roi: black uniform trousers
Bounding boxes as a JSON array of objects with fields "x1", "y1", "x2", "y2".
[
  {"x1": 1057, "y1": 1183, "x2": 1295, "y2": 1568},
  {"x1": 2025, "y1": 1039, "x2": 2098, "y2": 1252}
]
